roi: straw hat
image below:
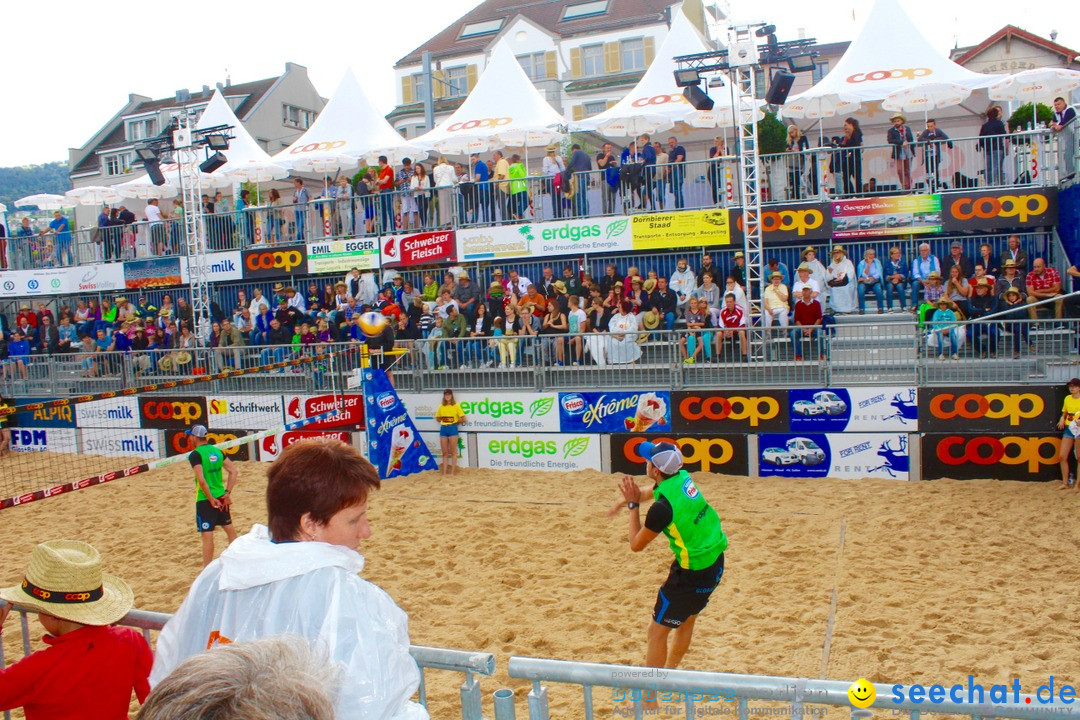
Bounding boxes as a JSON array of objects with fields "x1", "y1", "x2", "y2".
[
  {"x1": 273, "y1": 282, "x2": 285, "y2": 292},
  {"x1": 832, "y1": 245, "x2": 846, "y2": 255},
  {"x1": 489, "y1": 281, "x2": 504, "y2": 294},
  {"x1": 335, "y1": 281, "x2": 347, "y2": 288},
  {"x1": 801, "y1": 246, "x2": 817, "y2": 259},
  {"x1": 936, "y1": 298, "x2": 950, "y2": 307},
  {"x1": 0, "y1": 540, "x2": 133, "y2": 626},
  {"x1": 770, "y1": 271, "x2": 783, "y2": 279},
  {"x1": 641, "y1": 309, "x2": 661, "y2": 330},
  {"x1": 891, "y1": 113, "x2": 906, "y2": 122},
  {"x1": 173, "y1": 351, "x2": 193, "y2": 366},
  {"x1": 928, "y1": 270, "x2": 941, "y2": 279},
  {"x1": 643, "y1": 278, "x2": 657, "y2": 293},
  {"x1": 733, "y1": 252, "x2": 745, "y2": 259},
  {"x1": 797, "y1": 263, "x2": 811, "y2": 272},
  {"x1": 546, "y1": 144, "x2": 558, "y2": 152},
  {"x1": 458, "y1": 271, "x2": 470, "y2": 280},
  {"x1": 975, "y1": 278, "x2": 992, "y2": 288},
  {"x1": 554, "y1": 280, "x2": 567, "y2": 294},
  {"x1": 1004, "y1": 259, "x2": 1018, "y2": 268},
  {"x1": 158, "y1": 307, "x2": 172, "y2": 317},
  {"x1": 158, "y1": 355, "x2": 175, "y2": 371},
  {"x1": 1004, "y1": 287, "x2": 1022, "y2": 298},
  {"x1": 492, "y1": 268, "x2": 504, "y2": 276},
  {"x1": 630, "y1": 276, "x2": 643, "y2": 285}
]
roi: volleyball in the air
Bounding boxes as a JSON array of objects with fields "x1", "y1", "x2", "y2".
[{"x1": 358, "y1": 311, "x2": 389, "y2": 337}]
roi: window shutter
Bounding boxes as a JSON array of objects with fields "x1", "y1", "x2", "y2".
[
  {"x1": 570, "y1": 47, "x2": 582, "y2": 78},
  {"x1": 545, "y1": 51, "x2": 557, "y2": 80},
  {"x1": 432, "y1": 70, "x2": 446, "y2": 100},
  {"x1": 606, "y1": 100, "x2": 617, "y2": 109},
  {"x1": 401, "y1": 76, "x2": 414, "y2": 105},
  {"x1": 466, "y1": 64, "x2": 479, "y2": 91},
  {"x1": 644, "y1": 37, "x2": 656, "y2": 66},
  {"x1": 572, "y1": 104, "x2": 585, "y2": 121},
  {"x1": 604, "y1": 42, "x2": 621, "y2": 74}
]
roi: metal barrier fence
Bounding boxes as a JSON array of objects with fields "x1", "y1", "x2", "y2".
[
  {"x1": 503, "y1": 656, "x2": 1079, "y2": 720},
  {"x1": 1, "y1": 603, "x2": 495, "y2": 720}
]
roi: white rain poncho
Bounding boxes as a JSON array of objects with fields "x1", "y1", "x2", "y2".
[{"x1": 150, "y1": 525, "x2": 427, "y2": 720}]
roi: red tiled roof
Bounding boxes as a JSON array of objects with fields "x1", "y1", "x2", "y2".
[
  {"x1": 396, "y1": 0, "x2": 674, "y2": 67},
  {"x1": 952, "y1": 25, "x2": 1079, "y2": 65}
]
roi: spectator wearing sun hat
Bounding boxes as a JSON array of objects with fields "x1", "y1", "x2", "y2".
[{"x1": 0, "y1": 540, "x2": 152, "y2": 718}]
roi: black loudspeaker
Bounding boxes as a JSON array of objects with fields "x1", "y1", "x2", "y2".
[
  {"x1": 764, "y1": 71, "x2": 796, "y2": 106},
  {"x1": 199, "y1": 151, "x2": 228, "y2": 174},
  {"x1": 144, "y1": 158, "x2": 167, "y2": 186},
  {"x1": 682, "y1": 84, "x2": 714, "y2": 111}
]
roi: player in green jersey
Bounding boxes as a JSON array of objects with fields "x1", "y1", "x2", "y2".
[{"x1": 187, "y1": 425, "x2": 239, "y2": 566}]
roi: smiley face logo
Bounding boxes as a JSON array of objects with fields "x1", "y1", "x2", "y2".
[{"x1": 848, "y1": 678, "x2": 876, "y2": 708}]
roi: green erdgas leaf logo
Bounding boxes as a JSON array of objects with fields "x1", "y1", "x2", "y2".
[
  {"x1": 529, "y1": 397, "x2": 554, "y2": 418},
  {"x1": 562, "y1": 437, "x2": 590, "y2": 459},
  {"x1": 605, "y1": 219, "x2": 629, "y2": 238}
]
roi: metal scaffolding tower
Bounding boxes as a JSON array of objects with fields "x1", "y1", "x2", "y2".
[
  {"x1": 173, "y1": 114, "x2": 212, "y2": 344},
  {"x1": 733, "y1": 65, "x2": 764, "y2": 354}
]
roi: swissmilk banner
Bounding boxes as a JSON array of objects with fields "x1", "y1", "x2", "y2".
[{"x1": 362, "y1": 368, "x2": 438, "y2": 480}]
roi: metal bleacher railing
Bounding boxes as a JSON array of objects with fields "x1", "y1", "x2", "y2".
[
  {"x1": 0, "y1": 603, "x2": 495, "y2": 720},
  {"x1": 5, "y1": 128, "x2": 1067, "y2": 271}
]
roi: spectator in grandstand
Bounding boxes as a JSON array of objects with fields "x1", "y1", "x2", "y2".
[
  {"x1": 1025, "y1": 257, "x2": 1064, "y2": 319},
  {"x1": 928, "y1": 298, "x2": 961, "y2": 360},
  {"x1": 996, "y1": 259, "x2": 1026, "y2": 300},
  {"x1": 1000, "y1": 287, "x2": 1032, "y2": 357},
  {"x1": 435, "y1": 290, "x2": 459, "y2": 320},
  {"x1": 439, "y1": 304, "x2": 467, "y2": 368},
  {"x1": 680, "y1": 296, "x2": 709, "y2": 364},
  {"x1": 967, "y1": 278, "x2": 999, "y2": 357},
  {"x1": 945, "y1": 265, "x2": 971, "y2": 317},
  {"x1": 506, "y1": 268, "x2": 531, "y2": 297},
  {"x1": 649, "y1": 277, "x2": 678, "y2": 331},
  {"x1": 608, "y1": 301, "x2": 641, "y2": 365},
  {"x1": 76, "y1": 333, "x2": 98, "y2": 376},
  {"x1": 218, "y1": 318, "x2": 245, "y2": 368},
  {"x1": 420, "y1": 272, "x2": 439, "y2": 303},
  {"x1": 519, "y1": 284, "x2": 548, "y2": 329},
  {"x1": 453, "y1": 272, "x2": 481, "y2": 323},
  {"x1": 15, "y1": 302, "x2": 37, "y2": 330},
  {"x1": 539, "y1": 299, "x2": 568, "y2": 366},
  {"x1": 565, "y1": 143, "x2": 593, "y2": 216},
  {"x1": 584, "y1": 297, "x2": 610, "y2": 366},
  {"x1": 975, "y1": 242, "x2": 1000, "y2": 282},
  {"x1": 921, "y1": 271, "x2": 946, "y2": 306},
  {"x1": 723, "y1": 275, "x2": 750, "y2": 321},
  {"x1": 670, "y1": 258, "x2": 697, "y2": 316},
  {"x1": 978, "y1": 105, "x2": 1008, "y2": 186},
  {"x1": 463, "y1": 302, "x2": 493, "y2": 368},
  {"x1": 497, "y1": 304, "x2": 522, "y2": 368},
  {"x1": 5, "y1": 330, "x2": 29, "y2": 379},
  {"x1": 624, "y1": 276, "x2": 646, "y2": 313},
  {"x1": 694, "y1": 270, "x2": 722, "y2": 317},
  {"x1": 917, "y1": 118, "x2": 952, "y2": 192},
  {"x1": 791, "y1": 263, "x2": 820, "y2": 301},
  {"x1": 826, "y1": 246, "x2": 857, "y2": 314},
  {"x1": 855, "y1": 248, "x2": 884, "y2": 315},
  {"x1": 910, "y1": 242, "x2": 941, "y2": 307},
  {"x1": 763, "y1": 271, "x2": 790, "y2": 329},
  {"x1": 971, "y1": 262, "x2": 993, "y2": 292},
  {"x1": 56, "y1": 315, "x2": 78, "y2": 354},
  {"x1": 138, "y1": 635, "x2": 338, "y2": 720},
  {"x1": 37, "y1": 314, "x2": 60, "y2": 355},
  {"x1": 599, "y1": 263, "x2": 621, "y2": 296},
  {"x1": 729, "y1": 252, "x2": 746, "y2": 288},
  {"x1": 0, "y1": 540, "x2": 152, "y2": 718},
  {"x1": 887, "y1": 114, "x2": 916, "y2": 191},
  {"x1": 837, "y1": 117, "x2": 864, "y2": 196},
  {"x1": 792, "y1": 285, "x2": 824, "y2": 361},
  {"x1": 766, "y1": 258, "x2": 790, "y2": 288},
  {"x1": 879, "y1": 246, "x2": 908, "y2": 311},
  {"x1": 151, "y1": 441, "x2": 425, "y2": 720},
  {"x1": 562, "y1": 264, "x2": 585, "y2": 300},
  {"x1": 944, "y1": 241, "x2": 973, "y2": 279}
]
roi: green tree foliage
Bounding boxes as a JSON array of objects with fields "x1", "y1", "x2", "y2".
[
  {"x1": 1007, "y1": 102, "x2": 1054, "y2": 132},
  {"x1": 757, "y1": 111, "x2": 788, "y2": 155},
  {"x1": 0, "y1": 161, "x2": 70, "y2": 210}
]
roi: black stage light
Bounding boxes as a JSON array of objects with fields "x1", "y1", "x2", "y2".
[
  {"x1": 199, "y1": 151, "x2": 227, "y2": 174},
  {"x1": 683, "y1": 85, "x2": 714, "y2": 111}
]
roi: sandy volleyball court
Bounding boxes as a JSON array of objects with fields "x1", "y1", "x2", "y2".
[{"x1": 2, "y1": 456, "x2": 1079, "y2": 718}]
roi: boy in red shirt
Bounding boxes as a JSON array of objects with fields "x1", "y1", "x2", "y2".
[
  {"x1": 0, "y1": 540, "x2": 151, "y2": 720},
  {"x1": 792, "y1": 285, "x2": 824, "y2": 360}
]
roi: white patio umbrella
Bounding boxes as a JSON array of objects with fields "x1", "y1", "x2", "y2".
[
  {"x1": 781, "y1": 92, "x2": 863, "y2": 120},
  {"x1": 287, "y1": 152, "x2": 359, "y2": 175},
  {"x1": 988, "y1": 67, "x2": 1080, "y2": 103},
  {"x1": 64, "y1": 185, "x2": 123, "y2": 205},
  {"x1": 15, "y1": 193, "x2": 75, "y2": 210},
  {"x1": 115, "y1": 179, "x2": 179, "y2": 200},
  {"x1": 881, "y1": 82, "x2": 972, "y2": 114}
]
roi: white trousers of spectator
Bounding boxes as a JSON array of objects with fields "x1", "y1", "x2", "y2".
[{"x1": 762, "y1": 306, "x2": 789, "y2": 327}]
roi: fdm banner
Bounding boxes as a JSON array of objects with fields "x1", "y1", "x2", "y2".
[{"x1": 362, "y1": 368, "x2": 438, "y2": 480}]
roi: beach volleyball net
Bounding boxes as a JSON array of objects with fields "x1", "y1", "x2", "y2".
[{"x1": 0, "y1": 347, "x2": 354, "y2": 510}]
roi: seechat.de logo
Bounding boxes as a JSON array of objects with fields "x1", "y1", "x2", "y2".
[
  {"x1": 928, "y1": 392, "x2": 1043, "y2": 426},
  {"x1": 949, "y1": 194, "x2": 1049, "y2": 223},
  {"x1": 678, "y1": 395, "x2": 780, "y2": 427},
  {"x1": 847, "y1": 68, "x2": 932, "y2": 82},
  {"x1": 143, "y1": 400, "x2": 203, "y2": 425},
  {"x1": 737, "y1": 209, "x2": 825, "y2": 236},
  {"x1": 245, "y1": 250, "x2": 303, "y2": 273},
  {"x1": 447, "y1": 118, "x2": 512, "y2": 132},
  {"x1": 935, "y1": 436, "x2": 1058, "y2": 473}
]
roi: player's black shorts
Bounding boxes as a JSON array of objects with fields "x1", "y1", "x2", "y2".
[
  {"x1": 653, "y1": 552, "x2": 725, "y2": 628},
  {"x1": 195, "y1": 498, "x2": 232, "y2": 533}
]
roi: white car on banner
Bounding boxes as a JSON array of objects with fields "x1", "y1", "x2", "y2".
[
  {"x1": 399, "y1": 392, "x2": 560, "y2": 433},
  {"x1": 475, "y1": 433, "x2": 601, "y2": 472},
  {"x1": 788, "y1": 387, "x2": 918, "y2": 432},
  {"x1": 759, "y1": 433, "x2": 910, "y2": 480}
]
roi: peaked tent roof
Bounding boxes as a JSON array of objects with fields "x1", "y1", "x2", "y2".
[
  {"x1": 273, "y1": 69, "x2": 425, "y2": 168},
  {"x1": 574, "y1": 8, "x2": 745, "y2": 136},
  {"x1": 413, "y1": 40, "x2": 568, "y2": 154},
  {"x1": 787, "y1": 0, "x2": 1003, "y2": 107}
]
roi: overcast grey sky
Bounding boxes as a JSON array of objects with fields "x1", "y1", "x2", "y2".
[{"x1": 0, "y1": 0, "x2": 1075, "y2": 168}]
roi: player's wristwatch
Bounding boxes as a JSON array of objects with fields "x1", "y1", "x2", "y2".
[{"x1": 627, "y1": 502, "x2": 639, "y2": 510}]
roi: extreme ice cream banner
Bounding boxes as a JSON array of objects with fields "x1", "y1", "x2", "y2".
[{"x1": 361, "y1": 368, "x2": 438, "y2": 480}]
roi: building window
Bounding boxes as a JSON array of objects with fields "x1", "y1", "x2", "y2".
[
  {"x1": 562, "y1": 0, "x2": 608, "y2": 20},
  {"x1": 460, "y1": 19, "x2": 503, "y2": 38},
  {"x1": 754, "y1": 67, "x2": 767, "y2": 99},
  {"x1": 811, "y1": 60, "x2": 829, "y2": 85},
  {"x1": 283, "y1": 104, "x2": 315, "y2": 129},
  {"x1": 104, "y1": 153, "x2": 132, "y2": 177},
  {"x1": 620, "y1": 38, "x2": 645, "y2": 71},
  {"x1": 583, "y1": 101, "x2": 607, "y2": 116},
  {"x1": 446, "y1": 66, "x2": 469, "y2": 97},
  {"x1": 518, "y1": 53, "x2": 548, "y2": 81},
  {"x1": 411, "y1": 73, "x2": 428, "y2": 103},
  {"x1": 581, "y1": 44, "x2": 604, "y2": 77},
  {"x1": 125, "y1": 117, "x2": 157, "y2": 142}
]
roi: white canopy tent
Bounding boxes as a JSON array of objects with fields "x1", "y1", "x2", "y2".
[
  {"x1": 413, "y1": 40, "x2": 568, "y2": 155},
  {"x1": 783, "y1": 0, "x2": 1003, "y2": 119},
  {"x1": 273, "y1": 69, "x2": 426, "y2": 169},
  {"x1": 575, "y1": 8, "x2": 756, "y2": 137}
]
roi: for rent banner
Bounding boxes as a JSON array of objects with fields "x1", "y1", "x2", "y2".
[
  {"x1": 759, "y1": 433, "x2": 910, "y2": 480},
  {"x1": 788, "y1": 387, "x2": 918, "y2": 432},
  {"x1": 831, "y1": 194, "x2": 942, "y2": 238}
]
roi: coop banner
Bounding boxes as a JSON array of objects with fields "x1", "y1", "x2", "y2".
[
  {"x1": 257, "y1": 431, "x2": 357, "y2": 462},
  {"x1": 306, "y1": 237, "x2": 380, "y2": 274},
  {"x1": 831, "y1": 194, "x2": 942, "y2": 238},
  {"x1": 206, "y1": 395, "x2": 285, "y2": 430},
  {"x1": 788, "y1": 387, "x2": 919, "y2": 432},
  {"x1": 138, "y1": 396, "x2": 209, "y2": 429},
  {"x1": 730, "y1": 202, "x2": 832, "y2": 245},
  {"x1": 165, "y1": 429, "x2": 251, "y2": 462},
  {"x1": 941, "y1": 188, "x2": 1057, "y2": 232},
  {"x1": 475, "y1": 433, "x2": 602, "y2": 472},
  {"x1": 240, "y1": 245, "x2": 308, "y2": 279},
  {"x1": 671, "y1": 390, "x2": 788, "y2": 433},
  {"x1": 457, "y1": 216, "x2": 632, "y2": 262},
  {"x1": 14, "y1": 398, "x2": 77, "y2": 428},
  {"x1": 80, "y1": 429, "x2": 162, "y2": 459},
  {"x1": 124, "y1": 257, "x2": 182, "y2": 290},
  {"x1": 558, "y1": 391, "x2": 671, "y2": 434},
  {"x1": 919, "y1": 386, "x2": 1063, "y2": 433},
  {"x1": 362, "y1": 368, "x2": 438, "y2": 480},
  {"x1": 381, "y1": 230, "x2": 456, "y2": 268},
  {"x1": 758, "y1": 433, "x2": 910, "y2": 480},
  {"x1": 399, "y1": 392, "x2": 560, "y2": 433},
  {"x1": 283, "y1": 394, "x2": 365, "y2": 430},
  {"x1": 9, "y1": 427, "x2": 78, "y2": 454},
  {"x1": 631, "y1": 209, "x2": 730, "y2": 250},
  {"x1": 921, "y1": 434, "x2": 1060, "y2": 481},
  {"x1": 609, "y1": 434, "x2": 749, "y2": 475}
]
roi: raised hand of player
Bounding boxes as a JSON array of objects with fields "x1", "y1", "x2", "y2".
[{"x1": 619, "y1": 475, "x2": 641, "y2": 504}]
